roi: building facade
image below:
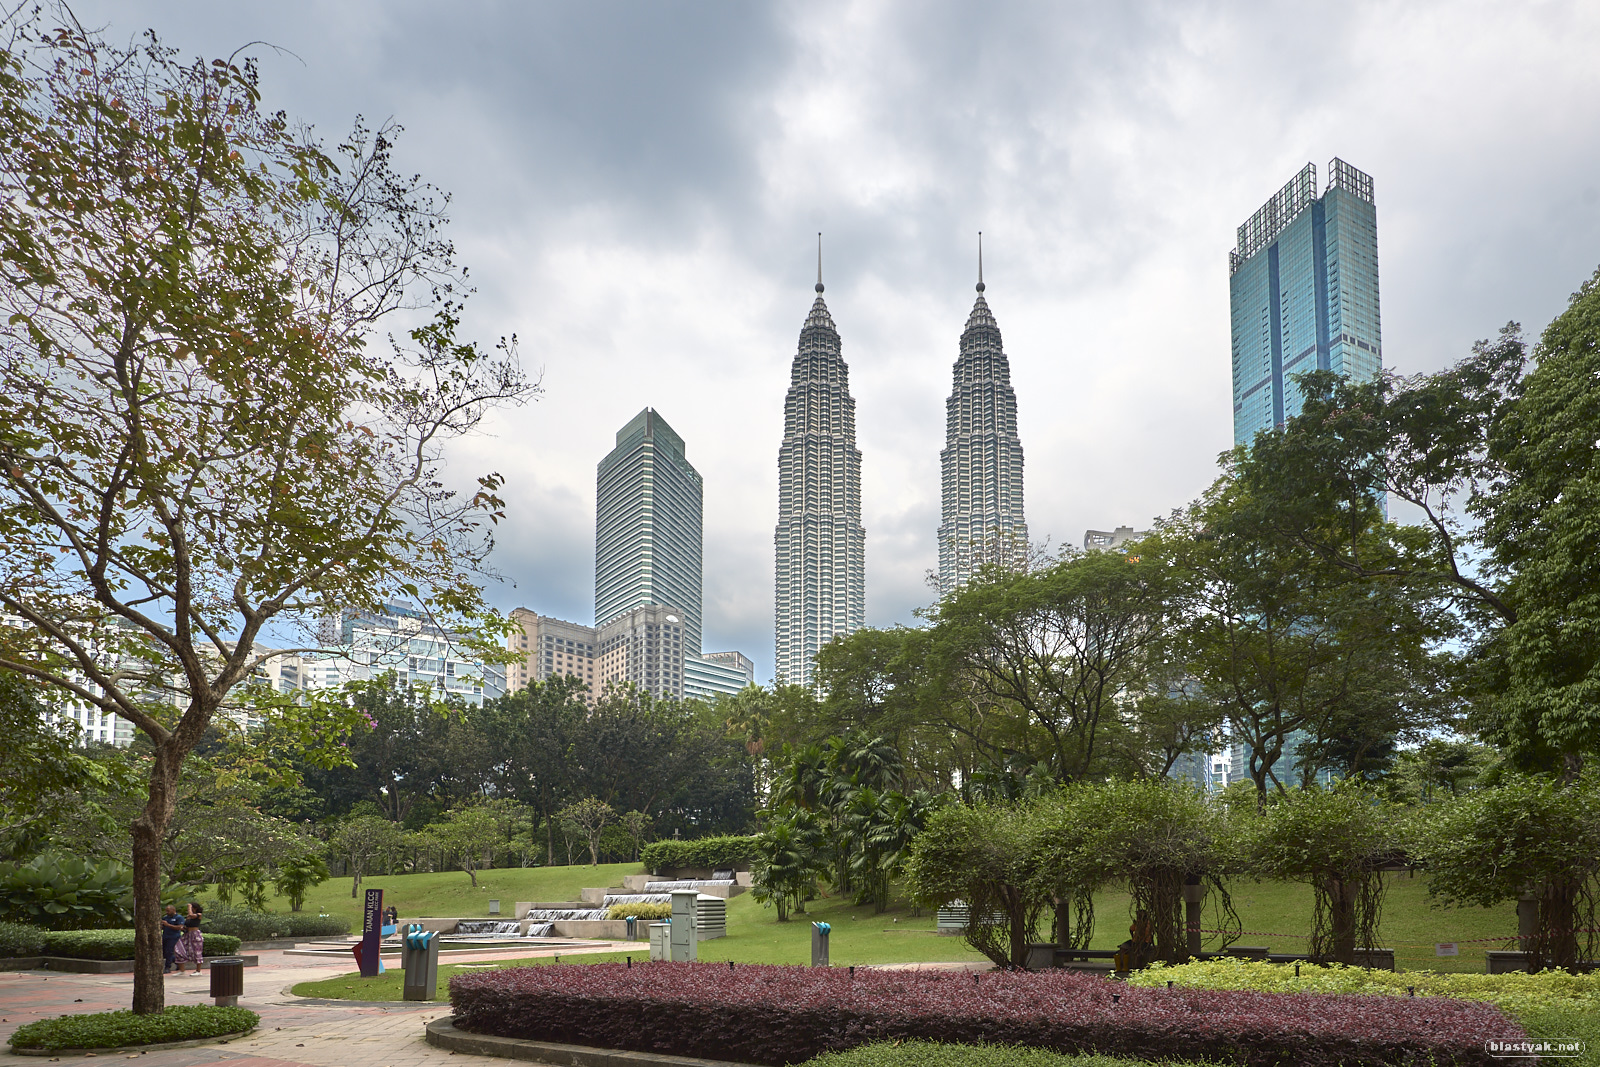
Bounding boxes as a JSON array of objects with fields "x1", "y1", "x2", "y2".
[
  {"x1": 506, "y1": 607, "x2": 598, "y2": 699},
  {"x1": 684, "y1": 649, "x2": 757, "y2": 702},
  {"x1": 595, "y1": 408, "x2": 705, "y2": 654},
  {"x1": 938, "y1": 274, "x2": 1027, "y2": 595},
  {"x1": 1083, "y1": 526, "x2": 1149, "y2": 553},
  {"x1": 1230, "y1": 159, "x2": 1381, "y2": 446},
  {"x1": 597, "y1": 603, "x2": 689, "y2": 700},
  {"x1": 306, "y1": 602, "x2": 506, "y2": 706},
  {"x1": 774, "y1": 276, "x2": 865, "y2": 688}
]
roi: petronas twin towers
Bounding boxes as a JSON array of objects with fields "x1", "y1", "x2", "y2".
[{"x1": 774, "y1": 243, "x2": 1027, "y2": 686}]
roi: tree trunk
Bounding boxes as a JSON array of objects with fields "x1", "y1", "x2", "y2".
[
  {"x1": 588, "y1": 835, "x2": 599, "y2": 866},
  {"x1": 1325, "y1": 873, "x2": 1356, "y2": 965},
  {"x1": 130, "y1": 748, "x2": 181, "y2": 1014}
]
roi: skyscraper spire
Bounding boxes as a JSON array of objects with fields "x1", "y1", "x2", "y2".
[
  {"x1": 938, "y1": 245, "x2": 1027, "y2": 596},
  {"x1": 775, "y1": 252, "x2": 864, "y2": 687}
]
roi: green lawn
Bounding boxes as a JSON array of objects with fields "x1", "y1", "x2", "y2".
[{"x1": 268, "y1": 862, "x2": 642, "y2": 924}]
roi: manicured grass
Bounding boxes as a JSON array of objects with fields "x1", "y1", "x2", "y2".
[
  {"x1": 7, "y1": 1006, "x2": 258, "y2": 1051},
  {"x1": 1518, "y1": 1006, "x2": 1600, "y2": 1067},
  {"x1": 280, "y1": 864, "x2": 1521, "y2": 999}
]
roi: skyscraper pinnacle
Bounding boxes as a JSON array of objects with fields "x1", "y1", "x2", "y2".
[
  {"x1": 815, "y1": 232, "x2": 824, "y2": 294},
  {"x1": 977, "y1": 231, "x2": 985, "y2": 293}
]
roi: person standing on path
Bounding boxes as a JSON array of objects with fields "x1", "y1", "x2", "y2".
[
  {"x1": 160, "y1": 905, "x2": 183, "y2": 974},
  {"x1": 178, "y1": 902, "x2": 205, "y2": 975}
]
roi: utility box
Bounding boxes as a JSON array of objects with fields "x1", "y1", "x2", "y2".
[
  {"x1": 669, "y1": 890, "x2": 698, "y2": 962},
  {"x1": 812, "y1": 922, "x2": 830, "y2": 967},
  {"x1": 401, "y1": 925, "x2": 441, "y2": 1001},
  {"x1": 649, "y1": 922, "x2": 670, "y2": 962}
]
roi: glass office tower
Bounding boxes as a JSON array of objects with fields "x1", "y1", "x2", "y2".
[
  {"x1": 1230, "y1": 159, "x2": 1382, "y2": 446},
  {"x1": 595, "y1": 408, "x2": 704, "y2": 654}
]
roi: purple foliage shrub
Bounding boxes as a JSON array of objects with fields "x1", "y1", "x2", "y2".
[{"x1": 449, "y1": 962, "x2": 1525, "y2": 1066}]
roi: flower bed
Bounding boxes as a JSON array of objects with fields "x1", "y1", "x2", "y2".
[
  {"x1": 449, "y1": 962, "x2": 1525, "y2": 1066},
  {"x1": 1128, "y1": 959, "x2": 1600, "y2": 1016}
]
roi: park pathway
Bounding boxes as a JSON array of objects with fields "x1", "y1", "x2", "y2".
[{"x1": 0, "y1": 942, "x2": 639, "y2": 1067}]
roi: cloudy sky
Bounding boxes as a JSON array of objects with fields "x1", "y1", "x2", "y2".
[{"x1": 77, "y1": 1, "x2": 1600, "y2": 682}]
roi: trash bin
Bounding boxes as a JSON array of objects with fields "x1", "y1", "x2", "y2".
[
  {"x1": 401, "y1": 926, "x2": 441, "y2": 1002},
  {"x1": 208, "y1": 957, "x2": 245, "y2": 1007}
]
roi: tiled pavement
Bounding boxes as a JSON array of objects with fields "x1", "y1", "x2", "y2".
[{"x1": 0, "y1": 942, "x2": 643, "y2": 1066}]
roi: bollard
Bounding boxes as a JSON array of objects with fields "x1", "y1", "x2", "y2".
[
  {"x1": 812, "y1": 922, "x2": 830, "y2": 967},
  {"x1": 208, "y1": 957, "x2": 244, "y2": 1007},
  {"x1": 401, "y1": 925, "x2": 441, "y2": 1002}
]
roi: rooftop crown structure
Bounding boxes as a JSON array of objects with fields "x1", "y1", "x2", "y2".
[
  {"x1": 774, "y1": 239, "x2": 865, "y2": 687},
  {"x1": 938, "y1": 235, "x2": 1028, "y2": 595}
]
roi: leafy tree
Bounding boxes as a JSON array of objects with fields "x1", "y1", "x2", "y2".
[
  {"x1": 619, "y1": 811, "x2": 653, "y2": 862},
  {"x1": 273, "y1": 855, "x2": 330, "y2": 913},
  {"x1": 556, "y1": 797, "x2": 615, "y2": 867},
  {"x1": 432, "y1": 804, "x2": 502, "y2": 886},
  {"x1": 927, "y1": 551, "x2": 1176, "y2": 783},
  {"x1": 1416, "y1": 773, "x2": 1600, "y2": 972},
  {"x1": 0, "y1": 12, "x2": 528, "y2": 1011},
  {"x1": 482, "y1": 678, "x2": 585, "y2": 865},
  {"x1": 750, "y1": 808, "x2": 827, "y2": 922},
  {"x1": 906, "y1": 801, "x2": 1044, "y2": 969},
  {"x1": 331, "y1": 815, "x2": 404, "y2": 898},
  {"x1": 1242, "y1": 785, "x2": 1403, "y2": 966}
]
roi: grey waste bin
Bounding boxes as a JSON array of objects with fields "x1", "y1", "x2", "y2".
[
  {"x1": 208, "y1": 957, "x2": 244, "y2": 1007},
  {"x1": 401, "y1": 925, "x2": 441, "y2": 1001}
]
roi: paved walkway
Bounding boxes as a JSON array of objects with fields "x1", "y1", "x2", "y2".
[{"x1": 0, "y1": 942, "x2": 642, "y2": 1067}]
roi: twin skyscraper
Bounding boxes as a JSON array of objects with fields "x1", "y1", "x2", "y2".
[{"x1": 773, "y1": 241, "x2": 1028, "y2": 687}]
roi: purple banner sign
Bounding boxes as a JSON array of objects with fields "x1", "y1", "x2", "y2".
[{"x1": 359, "y1": 888, "x2": 384, "y2": 977}]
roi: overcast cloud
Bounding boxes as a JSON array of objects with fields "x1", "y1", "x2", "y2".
[{"x1": 73, "y1": 0, "x2": 1600, "y2": 682}]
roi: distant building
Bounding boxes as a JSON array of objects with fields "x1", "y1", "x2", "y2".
[
  {"x1": 595, "y1": 408, "x2": 704, "y2": 654},
  {"x1": 938, "y1": 255, "x2": 1028, "y2": 596},
  {"x1": 506, "y1": 607, "x2": 598, "y2": 700},
  {"x1": 684, "y1": 650, "x2": 757, "y2": 702},
  {"x1": 1083, "y1": 526, "x2": 1148, "y2": 552},
  {"x1": 1230, "y1": 159, "x2": 1381, "y2": 446},
  {"x1": 306, "y1": 602, "x2": 505, "y2": 706},
  {"x1": 597, "y1": 603, "x2": 689, "y2": 701},
  {"x1": 774, "y1": 262, "x2": 865, "y2": 687}
]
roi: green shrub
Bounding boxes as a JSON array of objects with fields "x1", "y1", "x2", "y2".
[
  {"x1": 806, "y1": 1043, "x2": 1213, "y2": 1067},
  {"x1": 605, "y1": 902, "x2": 671, "y2": 921},
  {"x1": 0, "y1": 920, "x2": 46, "y2": 957},
  {"x1": 1128, "y1": 958, "x2": 1600, "y2": 1016},
  {"x1": 280, "y1": 912, "x2": 350, "y2": 937},
  {"x1": 640, "y1": 835, "x2": 759, "y2": 873},
  {"x1": 40, "y1": 929, "x2": 241, "y2": 960},
  {"x1": 0, "y1": 853, "x2": 133, "y2": 930},
  {"x1": 200, "y1": 903, "x2": 349, "y2": 940},
  {"x1": 7, "y1": 1005, "x2": 258, "y2": 1051}
]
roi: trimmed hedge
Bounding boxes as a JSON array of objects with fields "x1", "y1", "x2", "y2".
[
  {"x1": 449, "y1": 962, "x2": 1525, "y2": 1067},
  {"x1": 605, "y1": 902, "x2": 671, "y2": 921},
  {"x1": 807, "y1": 1043, "x2": 1212, "y2": 1067},
  {"x1": 7, "y1": 1005, "x2": 257, "y2": 1051},
  {"x1": 1130, "y1": 958, "x2": 1600, "y2": 1016},
  {"x1": 640, "y1": 835, "x2": 758, "y2": 873},
  {"x1": 202, "y1": 903, "x2": 349, "y2": 940},
  {"x1": 41, "y1": 929, "x2": 241, "y2": 960},
  {"x1": 0, "y1": 920, "x2": 47, "y2": 958}
]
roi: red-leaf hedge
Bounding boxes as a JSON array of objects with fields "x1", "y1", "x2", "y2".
[{"x1": 448, "y1": 962, "x2": 1525, "y2": 1066}]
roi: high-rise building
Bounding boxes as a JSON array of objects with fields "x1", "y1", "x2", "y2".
[
  {"x1": 1083, "y1": 526, "x2": 1148, "y2": 553},
  {"x1": 774, "y1": 256, "x2": 865, "y2": 687},
  {"x1": 595, "y1": 408, "x2": 704, "y2": 653},
  {"x1": 306, "y1": 602, "x2": 506, "y2": 706},
  {"x1": 684, "y1": 650, "x2": 757, "y2": 702},
  {"x1": 938, "y1": 254, "x2": 1027, "y2": 596},
  {"x1": 1230, "y1": 159, "x2": 1381, "y2": 446},
  {"x1": 506, "y1": 607, "x2": 598, "y2": 699},
  {"x1": 597, "y1": 603, "x2": 689, "y2": 700}
]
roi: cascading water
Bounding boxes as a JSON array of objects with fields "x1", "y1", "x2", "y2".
[
  {"x1": 524, "y1": 908, "x2": 604, "y2": 921},
  {"x1": 454, "y1": 920, "x2": 523, "y2": 936},
  {"x1": 644, "y1": 879, "x2": 734, "y2": 892},
  {"x1": 600, "y1": 893, "x2": 671, "y2": 908},
  {"x1": 525, "y1": 921, "x2": 554, "y2": 937}
]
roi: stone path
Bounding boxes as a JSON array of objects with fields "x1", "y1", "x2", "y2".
[{"x1": 0, "y1": 942, "x2": 642, "y2": 1067}]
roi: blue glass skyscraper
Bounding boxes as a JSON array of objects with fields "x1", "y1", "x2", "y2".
[{"x1": 1230, "y1": 159, "x2": 1381, "y2": 446}]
